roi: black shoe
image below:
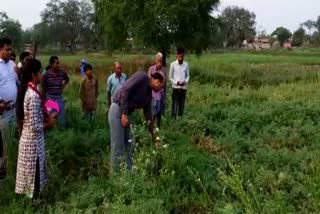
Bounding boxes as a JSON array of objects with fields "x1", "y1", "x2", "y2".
[{"x1": 0, "y1": 170, "x2": 6, "y2": 181}]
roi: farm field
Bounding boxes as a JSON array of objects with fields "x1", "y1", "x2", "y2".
[{"x1": 2, "y1": 50, "x2": 320, "y2": 213}]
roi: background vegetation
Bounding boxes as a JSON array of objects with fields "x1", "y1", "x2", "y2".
[{"x1": 1, "y1": 50, "x2": 320, "y2": 213}]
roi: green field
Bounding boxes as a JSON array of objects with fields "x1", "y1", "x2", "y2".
[{"x1": 2, "y1": 50, "x2": 320, "y2": 213}]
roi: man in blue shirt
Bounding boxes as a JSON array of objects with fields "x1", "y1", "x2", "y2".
[
  {"x1": 106, "y1": 62, "x2": 127, "y2": 108},
  {"x1": 0, "y1": 38, "x2": 17, "y2": 180}
]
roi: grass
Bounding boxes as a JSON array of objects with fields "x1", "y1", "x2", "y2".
[{"x1": 1, "y1": 50, "x2": 320, "y2": 213}]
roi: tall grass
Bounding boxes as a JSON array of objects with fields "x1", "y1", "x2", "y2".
[{"x1": 1, "y1": 51, "x2": 320, "y2": 213}]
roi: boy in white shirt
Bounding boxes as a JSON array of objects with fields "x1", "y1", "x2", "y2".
[{"x1": 169, "y1": 48, "x2": 190, "y2": 119}]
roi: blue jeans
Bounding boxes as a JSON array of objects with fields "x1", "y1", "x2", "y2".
[
  {"x1": 152, "y1": 96, "x2": 165, "y2": 116},
  {"x1": 0, "y1": 109, "x2": 15, "y2": 172},
  {"x1": 108, "y1": 103, "x2": 132, "y2": 172},
  {"x1": 46, "y1": 94, "x2": 66, "y2": 128}
]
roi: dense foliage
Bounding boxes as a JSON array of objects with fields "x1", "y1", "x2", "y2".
[
  {"x1": 220, "y1": 6, "x2": 256, "y2": 47},
  {"x1": 0, "y1": 12, "x2": 22, "y2": 50},
  {"x1": 93, "y1": 0, "x2": 219, "y2": 55}
]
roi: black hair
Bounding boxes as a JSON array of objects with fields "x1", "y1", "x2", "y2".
[
  {"x1": 151, "y1": 72, "x2": 164, "y2": 82},
  {"x1": 16, "y1": 59, "x2": 42, "y2": 129},
  {"x1": 19, "y1": 51, "x2": 31, "y2": 62},
  {"x1": 177, "y1": 47, "x2": 185, "y2": 55},
  {"x1": 23, "y1": 58, "x2": 42, "y2": 82},
  {"x1": 0, "y1": 38, "x2": 12, "y2": 48},
  {"x1": 84, "y1": 63, "x2": 92, "y2": 71},
  {"x1": 49, "y1": 56, "x2": 59, "y2": 66},
  {"x1": 11, "y1": 52, "x2": 16, "y2": 58}
]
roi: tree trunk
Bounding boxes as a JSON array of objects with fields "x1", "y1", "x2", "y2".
[
  {"x1": 60, "y1": 41, "x2": 64, "y2": 51},
  {"x1": 33, "y1": 41, "x2": 38, "y2": 59},
  {"x1": 161, "y1": 46, "x2": 167, "y2": 68},
  {"x1": 69, "y1": 40, "x2": 74, "y2": 54}
]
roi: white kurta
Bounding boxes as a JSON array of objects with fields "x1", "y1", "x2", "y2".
[{"x1": 15, "y1": 87, "x2": 47, "y2": 195}]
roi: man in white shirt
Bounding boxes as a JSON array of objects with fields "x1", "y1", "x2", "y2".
[
  {"x1": 169, "y1": 47, "x2": 190, "y2": 119},
  {"x1": 0, "y1": 38, "x2": 17, "y2": 180}
]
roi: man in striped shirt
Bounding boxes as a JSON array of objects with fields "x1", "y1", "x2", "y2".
[{"x1": 42, "y1": 56, "x2": 69, "y2": 128}]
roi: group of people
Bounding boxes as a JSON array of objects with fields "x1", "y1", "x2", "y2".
[
  {"x1": 106, "y1": 49, "x2": 190, "y2": 171},
  {"x1": 0, "y1": 38, "x2": 70, "y2": 198},
  {"x1": 0, "y1": 36, "x2": 190, "y2": 198}
]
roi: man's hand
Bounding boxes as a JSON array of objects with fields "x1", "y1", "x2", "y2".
[
  {"x1": 121, "y1": 114, "x2": 129, "y2": 127},
  {"x1": 177, "y1": 81, "x2": 181, "y2": 86},
  {"x1": 147, "y1": 120, "x2": 155, "y2": 143},
  {"x1": 0, "y1": 100, "x2": 12, "y2": 113},
  {"x1": 62, "y1": 82, "x2": 68, "y2": 89},
  {"x1": 14, "y1": 66, "x2": 19, "y2": 75},
  {"x1": 0, "y1": 102, "x2": 5, "y2": 113},
  {"x1": 50, "y1": 111, "x2": 59, "y2": 119},
  {"x1": 46, "y1": 117, "x2": 56, "y2": 128},
  {"x1": 154, "y1": 137, "x2": 161, "y2": 149}
]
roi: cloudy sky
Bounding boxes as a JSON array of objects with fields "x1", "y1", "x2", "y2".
[{"x1": 1, "y1": 0, "x2": 320, "y2": 33}]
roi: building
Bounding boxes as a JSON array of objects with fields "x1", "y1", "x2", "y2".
[{"x1": 242, "y1": 38, "x2": 271, "y2": 50}]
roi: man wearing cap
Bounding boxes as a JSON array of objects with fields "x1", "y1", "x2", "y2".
[{"x1": 0, "y1": 38, "x2": 18, "y2": 180}]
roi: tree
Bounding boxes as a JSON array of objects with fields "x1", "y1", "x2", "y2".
[
  {"x1": 41, "y1": 0, "x2": 82, "y2": 53},
  {"x1": 41, "y1": 0, "x2": 97, "y2": 53},
  {"x1": 220, "y1": 6, "x2": 256, "y2": 47},
  {"x1": 41, "y1": 0, "x2": 66, "y2": 48},
  {"x1": 21, "y1": 29, "x2": 33, "y2": 44},
  {"x1": 293, "y1": 27, "x2": 305, "y2": 46},
  {"x1": 272, "y1": 27, "x2": 292, "y2": 46},
  {"x1": 302, "y1": 20, "x2": 315, "y2": 37},
  {"x1": 0, "y1": 12, "x2": 8, "y2": 23},
  {"x1": 314, "y1": 16, "x2": 320, "y2": 32},
  {"x1": 208, "y1": 17, "x2": 225, "y2": 49},
  {"x1": 311, "y1": 31, "x2": 320, "y2": 46},
  {"x1": 93, "y1": 0, "x2": 220, "y2": 65},
  {"x1": 60, "y1": 0, "x2": 82, "y2": 53},
  {"x1": 32, "y1": 22, "x2": 51, "y2": 47},
  {"x1": 0, "y1": 12, "x2": 22, "y2": 49},
  {"x1": 93, "y1": 1, "x2": 128, "y2": 52},
  {"x1": 78, "y1": 0, "x2": 99, "y2": 51}
]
